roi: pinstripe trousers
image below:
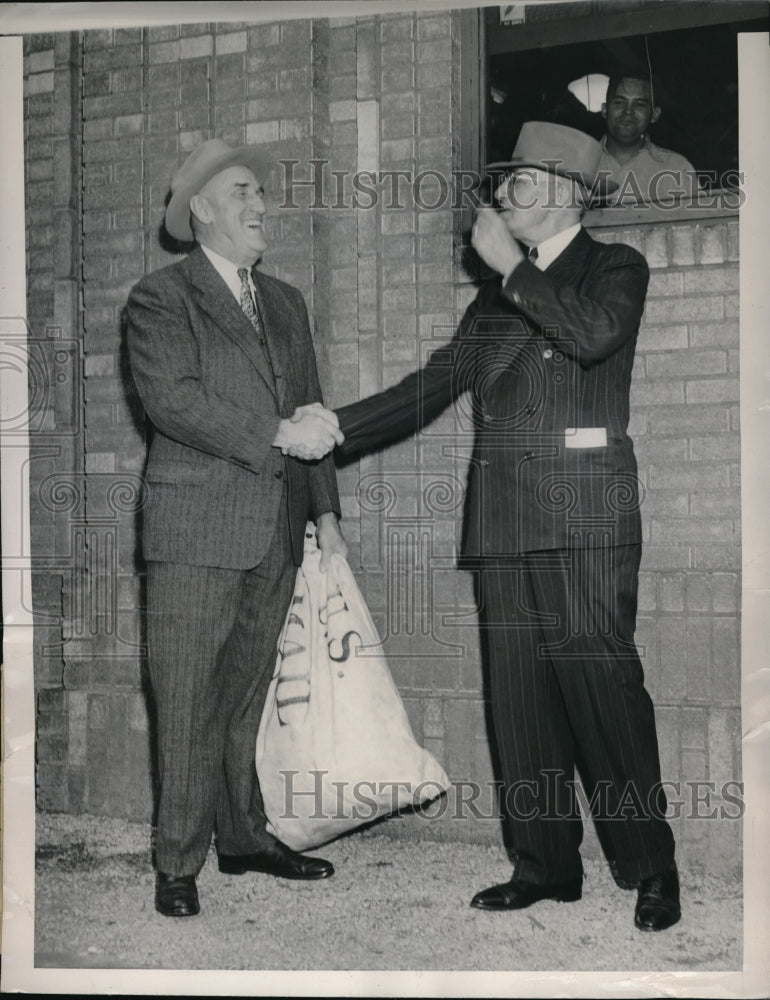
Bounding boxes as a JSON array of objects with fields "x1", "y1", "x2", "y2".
[
  {"x1": 477, "y1": 543, "x2": 675, "y2": 888},
  {"x1": 145, "y1": 502, "x2": 296, "y2": 877}
]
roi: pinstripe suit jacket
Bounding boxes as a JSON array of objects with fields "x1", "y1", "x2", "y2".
[
  {"x1": 126, "y1": 246, "x2": 340, "y2": 569},
  {"x1": 337, "y1": 228, "x2": 649, "y2": 557}
]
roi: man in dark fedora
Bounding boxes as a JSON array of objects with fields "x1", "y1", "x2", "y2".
[
  {"x1": 315, "y1": 122, "x2": 680, "y2": 930},
  {"x1": 126, "y1": 137, "x2": 347, "y2": 917}
]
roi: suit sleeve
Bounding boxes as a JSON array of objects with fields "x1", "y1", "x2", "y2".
[
  {"x1": 500, "y1": 243, "x2": 649, "y2": 368},
  {"x1": 336, "y1": 285, "x2": 493, "y2": 458},
  {"x1": 291, "y1": 291, "x2": 342, "y2": 520},
  {"x1": 126, "y1": 275, "x2": 281, "y2": 473}
]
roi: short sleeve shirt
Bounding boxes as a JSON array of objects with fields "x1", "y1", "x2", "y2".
[{"x1": 597, "y1": 135, "x2": 698, "y2": 205}]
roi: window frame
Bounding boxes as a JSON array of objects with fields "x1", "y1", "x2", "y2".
[{"x1": 462, "y1": 1, "x2": 766, "y2": 229}]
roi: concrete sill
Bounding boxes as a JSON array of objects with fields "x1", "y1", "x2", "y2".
[{"x1": 584, "y1": 189, "x2": 742, "y2": 228}]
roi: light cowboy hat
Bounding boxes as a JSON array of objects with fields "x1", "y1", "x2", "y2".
[
  {"x1": 487, "y1": 121, "x2": 618, "y2": 196},
  {"x1": 164, "y1": 138, "x2": 272, "y2": 242}
]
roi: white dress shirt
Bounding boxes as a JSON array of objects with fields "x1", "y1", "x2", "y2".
[
  {"x1": 527, "y1": 223, "x2": 581, "y2": 271},
  {"x1": 200, "y1": 243, "x2": 257, "y2": 304}
]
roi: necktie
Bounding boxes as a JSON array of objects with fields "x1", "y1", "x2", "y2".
[
  {"x1": 528, "y1": 246, "x2": 539, "y2": 262},
  {"x1": 237, "y1": 267, "x2": 275, "y2": 379},
  {"x1": 237, "y1": 267, "x2": 264, "y2": 336}
]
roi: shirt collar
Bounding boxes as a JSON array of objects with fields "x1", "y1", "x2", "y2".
[
  {"x1": 199, "y1": 243, "x2": 254, "y2": 301},
  {"x1": 645, "y1": 136, "x2": 665, "y2": 162},
  {"x1": 600, "y1": 133, "x2": 665, "y2": 164},
  {"x1": 528, "y1": 223, "x2": 581, "y2": 271}
]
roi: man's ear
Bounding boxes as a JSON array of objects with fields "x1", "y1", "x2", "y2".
[
  {"x1": 650, "y1": 106, "x2": 661, "y2": 126},
  {"x1": 189, "y1": 193, "x2": 210, "y2": 225},
  {"x1": 554, "y1": 174, "x2": 575, "y2": 208}
]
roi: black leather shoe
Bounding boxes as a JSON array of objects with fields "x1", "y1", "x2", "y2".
[
  {"x1": 218, "y1": 835, "x2": 334, "y2": 880},
  {"x1": 155, "y1": 873, "x2": 200, "y2": 917},
  {"x1": 634, "y1": 864, "x2": 681, "y2": 931},
  {"x1": 470, "y1": 876, "x2": 582, "y2": 911}
]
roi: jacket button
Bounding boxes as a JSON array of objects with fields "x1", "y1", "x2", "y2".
[
  {"x1": 553, "y1": 350, "x2": 565, "y2": 363},
  {"x1": 524, "y1": 450, "x2": 534, "y2": 459},
  {"x1": 543, "y1": 348, "x2": 553, "y2": 360},
  {"x1": 274, "y1": 469, "x2": 284, "y2": 480},
  {"x1": 479, "y1": 458, "x2": 490, "y2": 467},
  {"x1": 482, "y1": 412, "x2": 493, "y2": 423},
  {"x1": 525, "y1": 405, "x2": 534, "y2": 415}
]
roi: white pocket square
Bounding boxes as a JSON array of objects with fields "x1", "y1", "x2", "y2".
[{"x1": 565, "y1": 427, "x2": 607, "y2": 448}]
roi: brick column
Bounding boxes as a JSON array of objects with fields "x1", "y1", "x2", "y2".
[
  {"x1": 76, "y1": 27, "x2": 150, "y2": 816},
  {"x1": 25, "y1": 31, "x2": 87, "y2": 811}
]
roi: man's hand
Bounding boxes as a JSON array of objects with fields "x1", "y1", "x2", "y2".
[
  {"x1": 273, "y1": 403, "x2": 344, "y2": 460},
  {"x1": 471, "y1": 207, "x2": 524, "y2": 280},
  {"x1": 316, "y1": 512, "x2": 347, "y2": 571},
  {"x1": 293, "y1": 402, "x2": 340, "y2": 432}
]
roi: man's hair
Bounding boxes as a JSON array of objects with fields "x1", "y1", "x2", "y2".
[{"x1": 605, "y1": 71, "x2": 657, "y2": 104}]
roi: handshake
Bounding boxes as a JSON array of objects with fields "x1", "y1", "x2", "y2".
[{"x1": 273, "y1": 403, "x2": 344, "y2": 461}]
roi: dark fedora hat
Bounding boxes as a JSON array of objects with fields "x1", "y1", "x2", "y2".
[
  {"x1": 165, "y1": 138, "x2": 271, "y2": 242},
  {"x1": 487, "y1": 121, "x2": 617, "y2": 196}
]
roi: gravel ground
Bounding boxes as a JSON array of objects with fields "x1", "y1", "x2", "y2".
[{"x1": 34, "y1": 812, "x2": 741, "y2": 974}]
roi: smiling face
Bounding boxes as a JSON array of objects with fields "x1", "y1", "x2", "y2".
[
  {"x1": 602, "y1": 77, "x2": 660, "y2": 149},
  {"x1": 190, "y1": 165, "x2": 267, "y2": 266}
]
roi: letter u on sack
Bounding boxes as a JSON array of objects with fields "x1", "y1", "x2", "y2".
[{"x1": 256, "y1": 525, "x2": 450, "y2": 851}]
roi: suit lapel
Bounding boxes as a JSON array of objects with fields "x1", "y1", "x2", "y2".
[
  {"x1": 252, "y1": 268, "x2": 290, "y2": 410},
  {"x1": 187, "y1": 248, "x2": 278, "y2": 400},
  {"x1": 485, "y1": 227, "x2": 592, "y2": 386},
  {"x1": 543, "y1": 225, "x2": 592, "y2": 283}
]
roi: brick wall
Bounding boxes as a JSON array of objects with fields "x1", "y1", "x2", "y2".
[
  {"x1": 24, "y1": 12, "x2": 741, "y2": 874},
  {"x1": 593, "y1": 218, "x2": 741, "y2": 870}
]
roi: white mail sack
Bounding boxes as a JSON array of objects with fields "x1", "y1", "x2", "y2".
[{"x1": 256, "y1": 526, "x2": 450, "y2": 851}]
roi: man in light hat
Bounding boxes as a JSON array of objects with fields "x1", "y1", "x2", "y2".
[
  {"x1": 126, "y1": 138, "x2": 347, "y2": 917},
  {"x1": 320, "y1": 122, "x2": 680, "y2": 931}
]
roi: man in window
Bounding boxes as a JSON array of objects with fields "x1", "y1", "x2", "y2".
[
  {"x1": 597, "y1": 73, "x2": 698, "y2": 205},
  {"x1": 300, "y1": 122, "x2": 682, "y2": 932}
]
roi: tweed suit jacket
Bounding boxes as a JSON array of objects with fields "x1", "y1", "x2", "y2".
[
  {"x1": 337, "y1": 228, "x2": 649, "y2": 557},
  {"x1": 126, "y1": 246, "x2": 340, "y2": 569}
]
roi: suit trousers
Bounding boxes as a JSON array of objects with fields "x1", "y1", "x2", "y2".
[
  {"x1": 146, "y1": 501, "x2": 296, "y2": 877},
  {"x1": 477, "y1": 543, "x2": 675, "y2": 888}
]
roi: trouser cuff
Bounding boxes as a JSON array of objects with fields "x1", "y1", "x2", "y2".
[
  {"x1": 511, "y1": 855, "x2": 584, "y2": 886},
  {"x1": 608, "y1": 843, "x2": 676, "y2": 889}
]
